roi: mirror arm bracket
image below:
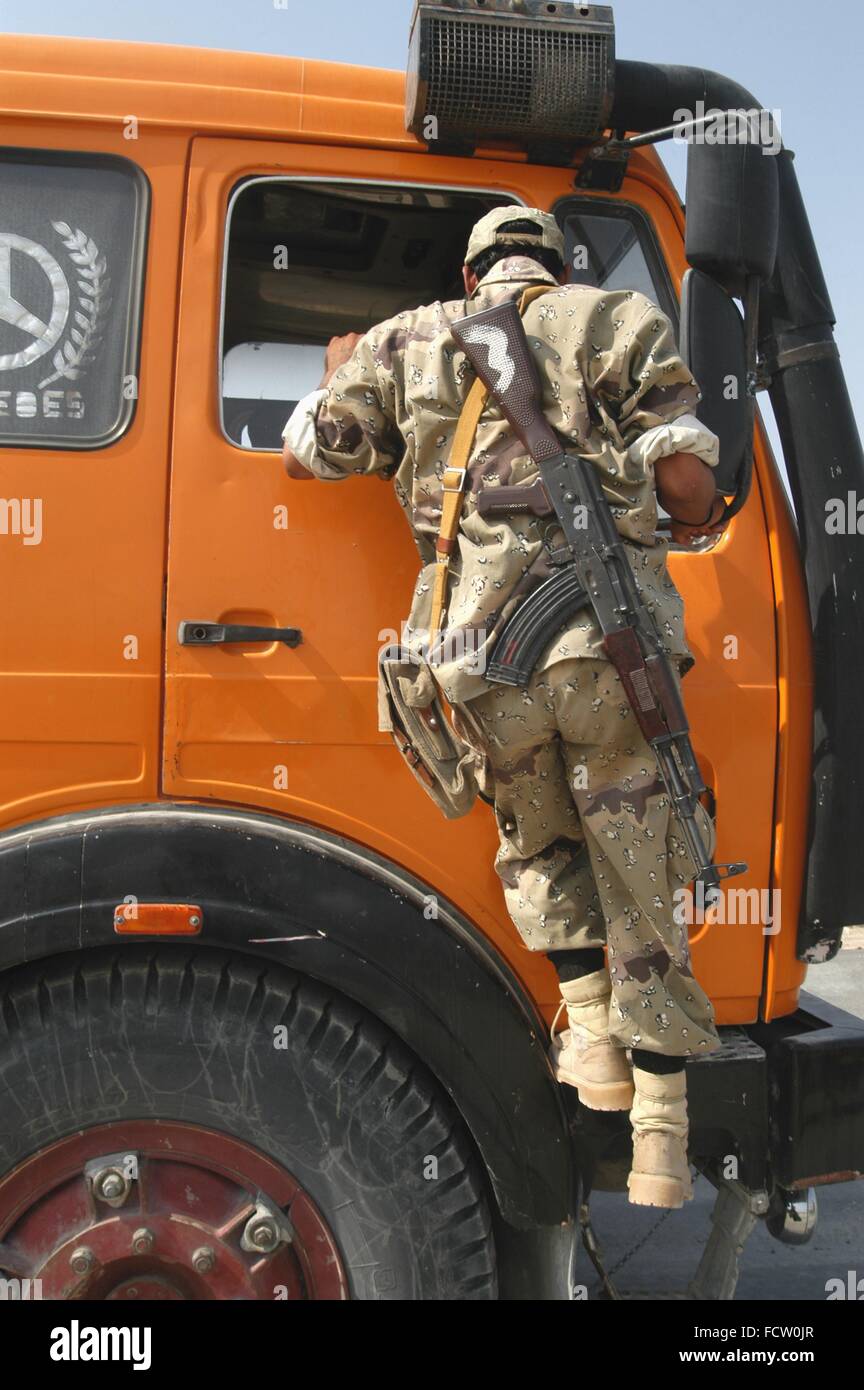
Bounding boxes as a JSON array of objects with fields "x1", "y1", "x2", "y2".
[{"x1": 576, "y1": 140, "x2": 631, "y2": 192}]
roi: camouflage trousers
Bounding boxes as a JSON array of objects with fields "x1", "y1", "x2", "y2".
[{"x1": 459, "y1": 658, "x2": 721, "y2": 1057}]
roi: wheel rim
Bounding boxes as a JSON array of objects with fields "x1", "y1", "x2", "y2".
[{"x1": 0, "y1": 1121, "x2": 349, "y2": 1300}]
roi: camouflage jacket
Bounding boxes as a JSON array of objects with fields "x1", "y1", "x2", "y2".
[{"x1": 284, "y1": 256, "x2": 719, "y2": 705}]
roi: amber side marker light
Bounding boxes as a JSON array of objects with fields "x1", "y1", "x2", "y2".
[{"x1": 113, "y1": 904, "x2": 203, "y2": 936}]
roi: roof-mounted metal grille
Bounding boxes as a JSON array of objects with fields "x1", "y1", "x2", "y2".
[{"x1": 406, "y1": 1, "x2": 615, "y2": 157}]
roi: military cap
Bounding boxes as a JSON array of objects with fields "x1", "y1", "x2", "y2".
[{"x1": 465, "y1": 206, "x2": 566, "y2": 267}]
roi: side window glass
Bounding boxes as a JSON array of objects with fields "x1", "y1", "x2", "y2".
[
  {"x1": 220, "y1": 180, "x2": 519, "y2": 452},
  {"x1": 556, "y1": 200, "x2": 678, "y2": 325},
  {"x1": 0, "y1": 150, "x2": 148, "y2": 449}
]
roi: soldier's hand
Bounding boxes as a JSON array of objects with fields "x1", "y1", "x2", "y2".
[
  {"x1": 669, "y1": 497, "x2": 728, "y2": 547},
  {"x1": 321, "y1": 332, "x2": 365, "y2": 386}
]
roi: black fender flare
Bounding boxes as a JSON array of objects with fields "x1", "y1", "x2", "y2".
[{"x1": 0, "y1": 804, "x2": 573, "y2": 1230}]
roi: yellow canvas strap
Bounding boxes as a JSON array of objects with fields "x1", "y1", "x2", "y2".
[
  {"x1": 428, "y1": 283, "x2": 555, "y2": 642},
  {"x1": 517, "y1": 284, "x2": 554, "y2": 314},
  {"x1": 428, "y1": 376, "x2": 488, "y2": 641}
]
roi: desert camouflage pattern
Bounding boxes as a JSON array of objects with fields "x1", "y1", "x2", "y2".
[
  {"x1": 304, "y1": 255, "x2": 704, "y2": 705},
  {"x1": 298, "y1": 254, "x2": 719, "y2": 1053},
  {"x1": 461, "y1": 658, "x2": 720, "y2": 1056}
]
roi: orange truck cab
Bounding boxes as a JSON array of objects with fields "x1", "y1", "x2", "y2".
[{"x1": 0, "y1": 1, "x2": 861, "y2": 1301}]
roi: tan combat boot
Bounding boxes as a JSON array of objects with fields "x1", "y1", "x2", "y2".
[
  {"x1": 627, "y1": 1067, "x2": 693, "y2": 1209},
  {"x1": 549, "y1": 970, "x2": 634, "y2": 1111}
]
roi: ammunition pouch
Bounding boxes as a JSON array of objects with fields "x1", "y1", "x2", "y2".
[{"x1": 377, "y1": 646, "x2": 490, "y2": 819}]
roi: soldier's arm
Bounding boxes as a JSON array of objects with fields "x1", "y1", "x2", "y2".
[
  {"x1": 283, "y1": 334, "x2": 365, "y2": 478},
  {"x1": 284, "y1": 455, "x2": 316, "y2": 480},
  {"x1": 598, "y1": 297, "x2": 724, "y2": 538},
  {"x1": 283, "y1": 329, "x2": 402, "y2": 482},
  {"x1": 655, "y1": 452, "x2": 726, "y2": 540}
]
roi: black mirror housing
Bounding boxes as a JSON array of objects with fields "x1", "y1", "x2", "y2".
[
  {"x1": 685, "y1": 139, "x2": 780, "y2": 298},
  {"x1": 680, "y1": 269, "x2": 751, "y2": 495}
]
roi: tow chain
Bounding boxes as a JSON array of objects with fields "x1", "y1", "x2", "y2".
[
  {"x1": 606, "y1": 1207, "x2": 674, "y2": 1281},
  {"x1": 579, "y1": 1169, "x2": 696, "y2": 1299}
]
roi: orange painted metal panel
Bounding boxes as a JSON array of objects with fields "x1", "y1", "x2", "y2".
[
  {"x1": 162, "y1": 136, "x2": 789, "y2": 1024},
  {"x1": 758, "y1": 427, "x2": 813, "y2": 1019},
  {"x1": 0, "y1": 114, "x2": 188, "y2": 828},
  {"x1": 0, "y1": 39, "x2": 814, "y2": 1028}
]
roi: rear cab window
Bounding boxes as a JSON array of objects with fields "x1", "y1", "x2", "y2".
[{"x1": 0, "y1": 149, "x2": 148, "y2": 449}]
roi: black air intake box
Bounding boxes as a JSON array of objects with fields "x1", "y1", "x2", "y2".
[{"x1": 406, "y1": 0, "x2": 616, "y2": 158}]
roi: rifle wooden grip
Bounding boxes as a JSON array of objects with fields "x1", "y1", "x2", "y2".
[
  {"x1": 477, "y1": 480, "x2": 555, "y2": 519},
  {"x1": 451, "y1": 301, "x2": 562, "y2": 465},
  {"x1": 644, "y1": 654, "x2": 689, "y2": 738},
  {"x1": 603, "y1": 629, "x2": 667, "y2": 743}
]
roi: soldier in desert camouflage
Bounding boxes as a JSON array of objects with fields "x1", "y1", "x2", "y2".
[{"x1": 283, "y1": 207, "x2": 728, "y2": 1210}]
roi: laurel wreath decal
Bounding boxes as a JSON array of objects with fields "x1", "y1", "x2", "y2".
[{"x1": 37, "y1": 222, "x2": 109, "y2": 388}]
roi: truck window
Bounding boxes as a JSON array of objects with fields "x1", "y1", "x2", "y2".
[
  {"x1": 220, "y1": 180, "x2": 520, "y2": 451},
  {"x1": 0, "y1": 149, "x2": 148, "y2": 449},
  {"x1": 556, "y1": 197, "x2": 678, "y2": 323},
  {"x1": 221, "y1": 181, "x2": 675, "y2": 452}
]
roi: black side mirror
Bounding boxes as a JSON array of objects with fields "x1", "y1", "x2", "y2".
[
  {"x1": 685, "y1": 136, "x2": 780, "y2": 298},
  {"x1": 680, "y1": 269, "x2": 750, "y2": 495}
]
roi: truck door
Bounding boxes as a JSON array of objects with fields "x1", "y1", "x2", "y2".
[
  {"x1": 164, "y1": 138, "x2": 780, "y2": 1025},
  {"x1": 162, "y1": 137, "x2": 520, "y2": 864}
]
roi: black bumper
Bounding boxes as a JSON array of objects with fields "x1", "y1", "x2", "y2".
[
  {"x1": 687, "y1": 993, "x2": 864, "y2": 1191},
  {"x1": 750, "y1": 992, "x2": 864, "y2": 1188}
]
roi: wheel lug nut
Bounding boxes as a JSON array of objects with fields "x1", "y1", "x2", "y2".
[
  {"x1": 132, "y1": 1228, "x2": 155, "y2": 1255},
  {"x1": 87, "y1": 1158, "x2": 136, "y2": 1209},
  {"x1": 247, "y1": 1219, "x2": 279, "y2": 1253},
  {"x1": 240, "y1": 1200, "x2": 292, "y2": 1256},
  {"x1": 70, "y1": 1246, "x2": 95, "y2": 1275},
  {"x1": 193, "y1": 1246, "x2": 215, "y2": 1274},
  {"x1": 94, "y1": 1169, "x2": 126, "y2": 1202}
]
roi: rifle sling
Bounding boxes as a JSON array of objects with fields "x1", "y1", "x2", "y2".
[
  {"x1": 428, "y1": 284, "x2": 554, "y2": 641},
  {"x1": 428, "y1": 376, "x2": 488, "y2": 641}
]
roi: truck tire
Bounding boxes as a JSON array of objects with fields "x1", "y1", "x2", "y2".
[{"x1": 0, "y1": 948, "x2": 497, "y2": 1301}]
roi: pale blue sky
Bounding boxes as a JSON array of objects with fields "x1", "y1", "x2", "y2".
[{"x1": 3, "y1": 0, "x2": 860, "y2": 434}]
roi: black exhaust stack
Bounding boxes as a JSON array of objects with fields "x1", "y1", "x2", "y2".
[{"x1": 612, "y1": 62, "x2": 864, "y2": 961}]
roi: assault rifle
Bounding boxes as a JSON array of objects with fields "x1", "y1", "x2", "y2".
[{"x1": 451, "y1": 299, "x2": 747, "y2": 898}]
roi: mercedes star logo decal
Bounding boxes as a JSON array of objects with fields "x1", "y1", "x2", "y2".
[{"x1": 0, "y1": 233, "x2": 71, "y2": 372}]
